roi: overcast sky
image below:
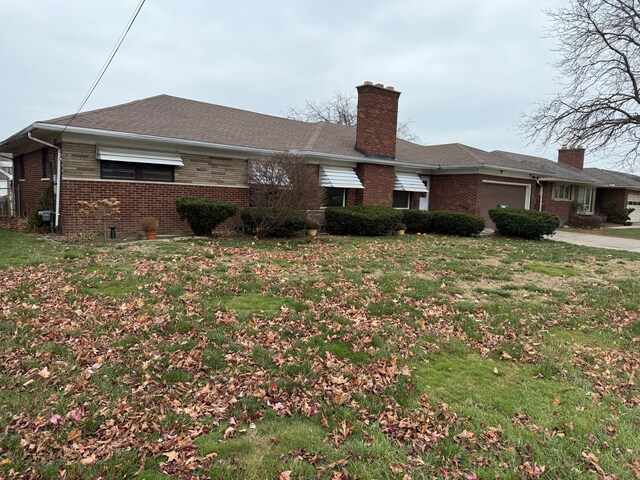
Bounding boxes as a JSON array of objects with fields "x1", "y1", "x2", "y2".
[{"x1": 3, "y1": 0, "x2": 620, "y2": 170}]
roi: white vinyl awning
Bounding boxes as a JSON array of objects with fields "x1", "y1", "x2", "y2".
[
  {"x1": 394, "y1": 172, "x2": 429, "y2": 192},
  {"x1": 97, "y1": 147, "x2": 184, "y2": 167},
  {"x1": 320, "y1": 166, "x2": 364, "y2": 189}
]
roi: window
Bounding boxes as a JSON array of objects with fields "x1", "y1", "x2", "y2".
[
  {"x1": 41, "y1": 148, "x2": 51, "y2": 179},
  {"x1": 323, "y1": 187, "x2": 346, "y2": 207},
  {"x1": 553, "y1": 183, "x2": 572, "y2": 200},
  {"x1": 392, "y1": 190, "x2": 410, "y2": 209},
  {"x1": 100, "y1": 161, "x2": 174, "y2": 182},
  {"x1": 576, "y1": 187, "x2": 595, "y2": 214},
  {"x1": 16, "y1": 155, "x2": 25, "y2": 180}
]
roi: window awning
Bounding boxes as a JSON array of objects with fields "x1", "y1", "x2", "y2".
[
  {"x1": 320, "y1": 166, "x2": 364, "y2": 189},
  {"x1": 394, "y1": 172, "x2": 429, "y2": 192},
  {"x1": 97, "y1": 147, "x2": 184, "y2": 167}
]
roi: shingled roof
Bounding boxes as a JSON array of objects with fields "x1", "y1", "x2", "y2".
[
  {"x1": 493, "y1": 150, "x2": 601, "y2": 184},
  {"x1": 14, "y1": 94, "x2": 628, "y2": 184},
  {"x1": 584, "y1": 168, "x2": 640, "y2": 189}
]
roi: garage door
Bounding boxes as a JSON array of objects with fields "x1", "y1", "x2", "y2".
[
  {"x1": 480, "y1": 182, "x2": 529, "y2": 226},
  {"x1": 627, "y1": 193, "x2": 640, "y2": 223}
]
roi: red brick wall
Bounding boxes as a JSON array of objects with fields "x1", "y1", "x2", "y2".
[
  {"x1": 355, "y1": 83, "x2": 400, "y2": 159},
  {"x1": 14, "y1": 147, "x2": 55, "y2": 217},
  {"x1": 59, "y1": 179, "x2": 249, "y2": 235},
  {"x1": 595, "y1": 188, "x2": 627, "y2": 215},
  {"x1": 541, "y1": 182, "x2": 574, "y2": 223},
  {"x1": 429, "y1": 174, "x2": 536, "y2": 217},
  {"x1": 558, "y1": 148, "x2": 585, "y2": 170},
  {"x1": 429, "y1": 174, "x2": 481, "y2": 214},
  {"x1": 354, "y1": 163, "x2": 394, "y2": 206}
]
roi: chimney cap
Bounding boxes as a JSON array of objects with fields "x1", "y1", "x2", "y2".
[
  {"x1": 374, "y1": 83, "x2": 384, "y2": 88},
  {"x1": 363, "y1": 80, "x2": 373, "y2": 86},
  {"x1": 385, "y1": 85, "x2": 395, "y2": 91}
]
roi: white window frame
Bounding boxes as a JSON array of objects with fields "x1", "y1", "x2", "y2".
[
  {"x1": 552, "y1": 183, "x2": 573, "y2": 201},
  {"x1": 322, "y1": 187, "x2": 346, "y2": 208},
  {"x1": 576, "y1": 186, "x2": 596, "y2": 215},
  {"x1": 392, "y1": 190, "x2": 411, "y2": 209}
]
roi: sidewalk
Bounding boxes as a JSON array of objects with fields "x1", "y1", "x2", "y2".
[{"x1": 547, "y1": 230, "x2": 640, "y2": 252}]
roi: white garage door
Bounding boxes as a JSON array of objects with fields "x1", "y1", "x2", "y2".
[{"x1": 627, "y1": 193, "x2": 640, "y2": 223}]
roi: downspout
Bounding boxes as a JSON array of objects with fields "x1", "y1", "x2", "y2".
[
  {"x1": 28, "y1": 132, "x2": 62, "y2": 230},
  {"x1": 536, "y1": 178, "x2": 543, "y2": 211}
]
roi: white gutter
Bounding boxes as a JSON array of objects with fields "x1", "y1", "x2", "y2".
[
  {"x1": 28, "y1": 132, "x2": 61, "y2": 229},
  {"x1": 536, "y1": 178, "x2": 543, "y2": 211}
]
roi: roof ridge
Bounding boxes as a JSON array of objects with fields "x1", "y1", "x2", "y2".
[
  {"x1": 300, "y1": 122, "x2": 326, "y2": 151},
  {"x1": 456, "y1": 143, "x2": 486, "y2": 163}
]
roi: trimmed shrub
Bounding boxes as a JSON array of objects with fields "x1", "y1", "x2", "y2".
[
  {"x1": 601, "y1": 201, "x2": 634, "y2": 225},
  {"x1": 489, "y1": 208, "x2": 560, "y2": 240},
  {"x1": 241, "y1": 207, "x2": 309, "y2": 237},
  {"x1": 427, "y1": 210, "x2": 485, "y2": 236},
  {"x1": 401, "y1": 210, "x2": 432, "y2": 233},
  {"x1": 401, "y1": 209, "x2": 485, "y2": 236},
  {"x1": 568, "y1": 214, "x2": 605, "y2": 229},
  {"x1": 176, "y1": 197, "x2": 237, "y2": 235},
  {"x1": 325, "y1": 205, "x2": 402, "y2": 236}
]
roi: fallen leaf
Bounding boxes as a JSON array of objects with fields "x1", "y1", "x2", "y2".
[
  {"x1": 164, "y1": 451, "x2": 179, "y2": 462},
  {"x1": 279, "y1": 471, "x2": 292, "y2": 480},
  {"x1": 66, "y1": 429, "x2": 81, "y2": 442},
  {"x1": 49, "y1": 414, "x2": 62, "y2": 425},
  {"x1": 80, "y1": 455, "x2": 95, "y2": 465},
  {"x1": 37, "y1": 367, "x2": 50, "y2": 379}
]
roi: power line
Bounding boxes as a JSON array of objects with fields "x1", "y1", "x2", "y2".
[{"x1": 55, "y1": 0, "x2": 146, "y2": 142}]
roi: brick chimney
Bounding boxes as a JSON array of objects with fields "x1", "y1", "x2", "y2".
[
  {"x1": 558, "y1": 147, "x2": 585, "y2": 170},
  {"x1": 355, "y1": 81, "x2": 401, "y2": 159}
]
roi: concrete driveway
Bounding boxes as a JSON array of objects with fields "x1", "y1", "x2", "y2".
[{"x1": 547, "y1": 230, "x2": 640, "y2": 252}]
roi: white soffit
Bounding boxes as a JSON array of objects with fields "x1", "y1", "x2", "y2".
[
  {"x1": 97, "y1": 146, "x2": 184, "y2": 167},
  {"x1": 394, "y1": 172, "x2": 428, "y2": 192},
  {"x1": 320, "y1": 166, "x2": 364, "y2": 189}
]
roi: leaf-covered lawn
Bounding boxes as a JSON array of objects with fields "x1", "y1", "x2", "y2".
[{"x1": 0, "y1": 228, "x2": 639, "y2": 479}]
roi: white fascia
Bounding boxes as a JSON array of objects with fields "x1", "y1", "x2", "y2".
[{"x1": 22, "y1": 123, "x2": 554, "y2": 178}]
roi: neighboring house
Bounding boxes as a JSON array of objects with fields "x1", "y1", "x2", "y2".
[
  {"x1": 0, "y1": 153, "x2": 13, "y2": 216},
  {"x1": 0, "y1": 81, "x2": 639, "y2": 234}
]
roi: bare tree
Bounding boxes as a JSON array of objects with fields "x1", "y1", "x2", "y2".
[
  {"x1": 247, "y1": 153, "x2": 324, "y2": 238},
  {"x1": 522, "y1": 0, "x2": 640, "y2": 170},
  {"x1": 286, "y1": 91, "x2": 421, "y2": 143}
]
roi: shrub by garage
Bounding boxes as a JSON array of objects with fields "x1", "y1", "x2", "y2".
[
  {"x1": 176, "y1": 197, "x2": 237, "y2": 236},
  {"x1": 325, "y1": 205, "x2": 402, "y2": 236},
  {"x1": 489, "y1": 208, "x2": 560, "y2": 240}
]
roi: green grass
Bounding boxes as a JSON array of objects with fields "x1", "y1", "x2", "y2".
[
  {"x1": 524, "y1": 263, "x2": 579, "y2": 276},
  {"x1": 589, "y1": 227, "x2": 640, "y2": 240},
  {"x1": 1, "y1": 228, "x2": 639, "y2": 479}
]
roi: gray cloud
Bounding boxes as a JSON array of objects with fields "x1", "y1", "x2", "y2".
[{"x1": 3, "y1": 1, "x2": 614, "y2": 169}]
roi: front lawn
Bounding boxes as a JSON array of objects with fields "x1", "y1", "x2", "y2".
[
  {"x1": 593, "y1": 227, "x2": 640, "y2": 240},
  {"x1": 1, "y1": 229, "x2": 639, "y2": 479}
]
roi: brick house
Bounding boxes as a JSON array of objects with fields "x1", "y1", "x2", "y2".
[{"x1": 1, "y1": 81, "x2": 639, "y2": 234}]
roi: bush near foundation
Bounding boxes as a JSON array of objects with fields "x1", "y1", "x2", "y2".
[
  {"x1": 601, "y1": 201, "x2": 634, "y2": 225},
  {"x1": 241, "y1": 208, "x2": 309, "y2": 237},
  {"x1": 401, "y1": 210, "x2": 485, "y2": 236},
  {"x1": 175, "y1": 197, "x2": 237, "y2": 236},
  {"x1": 489, "y1": 208, "x2": 560, "y2": 240},
  {"x1": 325, "y1": 205, "x2": 402, "y2": 236},
  {"x1": 567, "y1": 214, "x2": 605, "y2": 229}
]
